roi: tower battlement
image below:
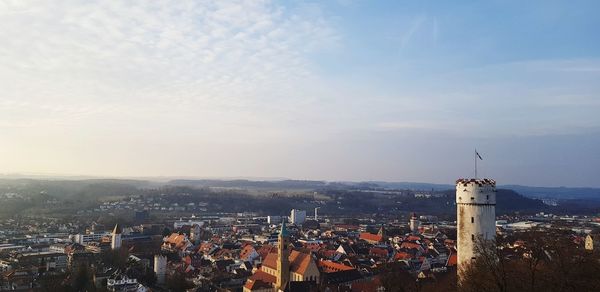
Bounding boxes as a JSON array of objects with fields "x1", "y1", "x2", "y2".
[{"x1": 456, "y1": 178, "x2": 496, "y2": 205}]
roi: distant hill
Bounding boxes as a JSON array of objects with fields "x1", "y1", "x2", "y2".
[
  {"x1": 501, "y1": 185, "x2": 600, "y2": 200},
  {"x1": 168, "y1": 179, "x2": 328, "y2": 189},
  {"x1": 442, "y1": 189, "x2": 547, "y2": 214}
]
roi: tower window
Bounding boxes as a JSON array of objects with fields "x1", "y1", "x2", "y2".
[
  {"x1": 487, "y1": 195, "x2": 489, "y2": 200},
  {"x1": 471, "y1": 217, "x2": 474, "y2": 223},
  {"x1": 471, "y1": 197, "x2": 474, "y2": 200},
  {"x1": 471, "y1": 234, "x2": 475, "y2": 241}
]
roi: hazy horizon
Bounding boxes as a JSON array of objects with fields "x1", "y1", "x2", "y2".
[{"x1": 1, "y1": 1, "x2": 599, "y2": 187}]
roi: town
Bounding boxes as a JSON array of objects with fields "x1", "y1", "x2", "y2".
[{"x1": 1, "y1": 179, "x2": 599, "y2": 291}]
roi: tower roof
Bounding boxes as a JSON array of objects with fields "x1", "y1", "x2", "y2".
[
  {"x1": 280, "y1": 221, "x2": 289, "y2": 237},
  {"x1": 113, "y1": 223, "x2": 122, "y2": 234}
]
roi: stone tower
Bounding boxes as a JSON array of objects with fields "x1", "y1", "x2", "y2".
[
  {"x1": 276, "y1": 222, "x2": 290, "y2": 290},
  {"x1": 409, "y1": 212, "x2": 420, "y2": 234},
  {"x1": 111, "y1": 223, "x2": 122, "y2": 250},
  {"x1": 190, "y1": 224, "x2": 201, "y2": 245},
  {"x1": 456, "y1": 178, "x2": 496, "y2": 273},
  {"x1": 154, "y1": 254, "x2": 167, "y2": 285},
  {"x1": 377, "y1": 224, "x2": 385, "y2": 238}
]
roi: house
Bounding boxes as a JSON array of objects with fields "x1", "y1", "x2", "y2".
[
  {"x1": 359, "y1": 233, "x2": 383, "y2": 244},
  {"x1": 585, "y1": 234, "x2": 600, "y2": 251}
]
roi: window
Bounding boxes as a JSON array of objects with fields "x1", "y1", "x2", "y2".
[
  {"x1": 486, "y1": 195, "x2": 489, "y2": 200},
  {"x1": 471, "y1": 234, "x2": 475, "y2": 241},
  {"x1": 471, "y1": 217, "x2": 474, "y2": 223},
  {"x1": 471, "y1": 197, "x2": 474, "y2": 200}
]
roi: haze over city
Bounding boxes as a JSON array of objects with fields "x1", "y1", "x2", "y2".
[{"x1": 1, "y1": 0, "x2": 599, "y2": 187}]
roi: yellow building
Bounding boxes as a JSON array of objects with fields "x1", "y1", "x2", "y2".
[{"x1": 585, "y1": 234, "x2": 600, "y2": 251}]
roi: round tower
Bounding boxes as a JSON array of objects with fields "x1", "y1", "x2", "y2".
[
  {"x1": 154, "y1": 254, "x2": 167, "y2": 285},
  {"x1": 409, "y1": 213, "x2": 420, "y2": 234},
  {"x1": 456, "y1": 178, "x2": 496, "y2": 273},
  {"x1": 190, "y1": 224, "x2": 201, "y2": 245}
]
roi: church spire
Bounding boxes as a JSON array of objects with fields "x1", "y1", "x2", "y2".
[{"x1": 276, "y1": 221, "x2": 290, "y2": 290}]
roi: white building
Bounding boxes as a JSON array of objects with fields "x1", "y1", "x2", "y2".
[
  {"x1": 173, "y1": 218, "x2": 205, "y2": 229},
  {"x1": 456, "y1": 178, "x2": 496, "y2": 275},
  {"x1": 73, "y1": 232, "x2": 110, "y2": 245},
  {"x1": 290, "y1": 209, "x2": 306, "y2": 225},
  {"x1": 111, "y1": 224, "x2": 122, "y2": 250},
  {"x1": 267, "y1": 216, "x2": 282, "y2": 224},
  {"x1": 409, "y1": 213, "x2": 420, "y2": 234}
]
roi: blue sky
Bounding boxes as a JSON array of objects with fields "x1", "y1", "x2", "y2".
[{"x1": 0, "y1": 0, "x2": 599, "y2": 187}]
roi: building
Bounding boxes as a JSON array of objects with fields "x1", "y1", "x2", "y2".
[
  {"x1": 73, "y1": 232, "x2": 110, "y2": 245},
  {"x1": 456, "y1": 178, "x2": 496, "y2": 275},
  {"x1": 111, "y1": 224, "x2": 122, "y2": 250},
  {"x1": 267, "y1": 216, "x2": 283, "y2": 224},
  {"x1": 290, "y1": 209, "x2": 306, "y2": 225},
  {"x1": 154, "y1": 254, "x2": 167, "y2": 285},
  {"x1": 410, "y1": 213, "x2": 420, "y2": 234},
  {"x1": 585, "y1": 234, "x2": 600, "y2": 251},
  {"x1": 107, "y1": 273, "x2": 148, "y2": 292},
  {"x1": 244, "y1": 223, "x2": 320, "y2": 292},
  {"x1": 190, "y1": 224, "x2": 201, "y2": 245},
  {"x1": 173, "y1": 218, "x2": 205, "y2": 229}
]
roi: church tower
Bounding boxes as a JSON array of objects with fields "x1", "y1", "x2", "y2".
[
  {"x1": 111, "y1": 223, "x2": 122, "y2": 250},
  {"x1": 275, "y1": 222, "x2": 290, "y2": 291},
  {"x1": 377, "y1": 224, "x2": 385, "y2": 238}
]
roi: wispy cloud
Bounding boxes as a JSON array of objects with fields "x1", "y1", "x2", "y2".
[{"x1": 0, "y1": 0, "x2": 338, "y2": 136}]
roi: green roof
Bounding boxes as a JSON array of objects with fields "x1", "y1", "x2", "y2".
[{"x1": 280, "y1": 221, "x2": 289, "y2": 237}]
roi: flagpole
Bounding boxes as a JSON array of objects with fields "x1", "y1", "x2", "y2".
[{"x1": 475, "y1": 149, "x2": 478, "y2": 179}]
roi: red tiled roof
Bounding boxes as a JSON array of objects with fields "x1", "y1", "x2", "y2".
[
  {"x1": 320, "y1": 249, "x2": 337, "y2": 258},
  {"x1": 318, "y1": 260, "x2": 354, "y2": 273},
  {"x1": 394, "y1": 251, "x2": 413, "y2": 260},
  {"x1": 244, "y1": 269, "x2": 276, "y2": 290},
  {"x1": 369, "y1": 247, "x2": 389, "y2": 257},
  {"x1": 360, "y1": 232, "x2": 383, "y2": 243},
  {"x1": 400, "y1": 242, "x2": 422, "y2": 250},
  {"x1": 257, "y1": 244, "x2": 276, "y2": 260},
  {"x1": 165, "y1": 233, "x2": 189, "y2": 250},
  {"x1": 240, "y1": 245, "x2": 257, "y2": 261},
  {"x1": 262, "y1": 250, "x2": 313, "y2": 275}
]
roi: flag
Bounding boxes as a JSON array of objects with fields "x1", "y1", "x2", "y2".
[{"x1": 476, "y1": 150, "x2": 483, "y2": 160}]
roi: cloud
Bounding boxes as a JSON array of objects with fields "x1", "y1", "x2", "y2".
[{"x1": 0, "y1": 0, "x2": 338, "y2": 137}]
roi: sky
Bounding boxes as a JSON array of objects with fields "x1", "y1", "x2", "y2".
[{"x1": 1, "y1": 0, "x2": 599, "y2": 187}]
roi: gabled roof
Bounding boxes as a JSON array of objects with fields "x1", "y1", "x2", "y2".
[
  {"x1": 240, "y1": 245, "x2": 258, "y2": 261},
  {"x1": 359, "y1": 232, "x2": 383, "y2": 243},
  {"x1": 244, "y1": 269, "x2": 276, "y2": 290},
  {"x1": 257, "y1": 244, "x2": 276, "y2": 260},
  {"x1": 262, "y1": 250, "x2": 314, "y2": 275},
  {"x1": 318, "y1": 260, "x2": 354, "y2": 273}
]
